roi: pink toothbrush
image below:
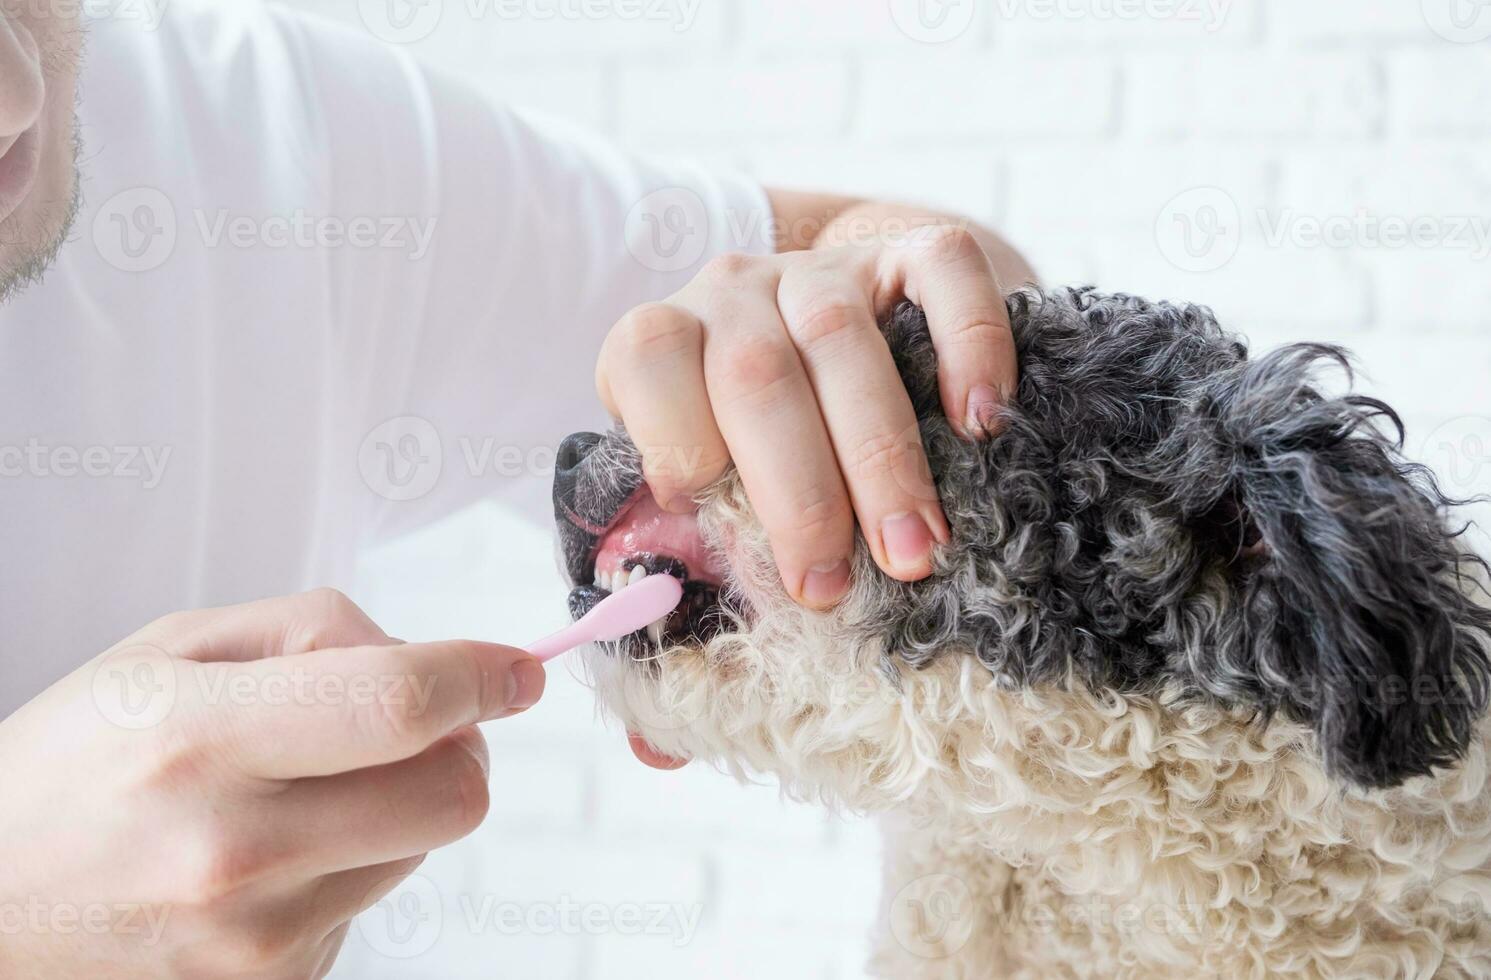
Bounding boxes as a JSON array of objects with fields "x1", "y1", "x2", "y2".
[{"x1": 527, "y1": 574, "x2": 684, "y2": 663}]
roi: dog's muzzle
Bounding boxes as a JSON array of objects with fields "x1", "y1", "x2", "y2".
[{"x1": 552, "y1": 431, "x2": 728, "y2": 657}]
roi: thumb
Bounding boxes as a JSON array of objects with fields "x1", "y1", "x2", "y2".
[{"x1": 126, "y1": 588, "x2": 394, "y2": 665}]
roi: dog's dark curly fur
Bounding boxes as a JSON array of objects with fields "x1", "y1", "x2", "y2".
[
  {"x1": 867, "y1": 289, "x2": 1491, "y2": 789},
  {"x1": 556, "y1": 287, "x2": 1491, "y2": 977}
]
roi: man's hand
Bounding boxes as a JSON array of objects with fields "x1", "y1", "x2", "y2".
[
  {"x1": 597, "y1": 191, "x2": 1034, "y2": 608},
  {"x1": 0, "y1": 590, "x2": 544, "y2": 979}
]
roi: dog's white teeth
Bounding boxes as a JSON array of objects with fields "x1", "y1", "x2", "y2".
[
  {"x1": 647, "y1": 621, "x2": 664, "y2": 646},
  {"x1": 595, "y1": 564, "x2": 651, "y2": 596}
]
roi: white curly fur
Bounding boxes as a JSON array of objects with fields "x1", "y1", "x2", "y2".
[{"x1": 583, "y1": 475, "x2": 1491, "y2": 979}]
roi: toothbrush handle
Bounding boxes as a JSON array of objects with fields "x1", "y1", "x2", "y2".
[{"x1": 526, "y1": 623, "x2": 591, "y2": 663}]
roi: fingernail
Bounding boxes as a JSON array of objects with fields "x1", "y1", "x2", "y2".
[
  {"x1": 801, "y1": 559, "x2": 851, "y2": 607},
  {"x1": 882, "y1": 512, "x2": 934, "y2": 572},
  {"x1": 660, "y1": 495, "x2": 695, "y2": 515},
  {"x1": 965, "y1": 384, "x2": 1003, "y2": 438},
  {"x1": 504, "y1": 659, "x2": 546, "y2": 712}
]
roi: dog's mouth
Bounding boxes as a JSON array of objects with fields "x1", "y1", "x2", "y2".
[
  {"x1": 567, "y1": 492, "x2": 729, "y2": 656},
  {"x1": 563, "y1": 489, "x2": 727, "y2": 656},
  {"x1": 554, "y1": 432, "x2": 731, "y2": 659}
]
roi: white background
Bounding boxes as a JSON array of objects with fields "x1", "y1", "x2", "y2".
[{"x1": 268, "y1": 1, "x2": 1491, "y2": 977}]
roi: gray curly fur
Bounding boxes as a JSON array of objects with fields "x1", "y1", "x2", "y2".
[{"x1": 863, "y1": 288, "x2": 1491, "y2": 790}]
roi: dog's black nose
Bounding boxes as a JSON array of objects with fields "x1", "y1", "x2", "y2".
[
  {"x1": 553, "y1": 428, "x2": 647, "y2": 585},
  {"x1": 557, "y1": 431, "x2": 603, "y2": 479}
]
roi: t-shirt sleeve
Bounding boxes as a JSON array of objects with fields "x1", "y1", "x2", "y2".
[{"x1": 271, "y1": 8, "x2": 775, "y2": 539}]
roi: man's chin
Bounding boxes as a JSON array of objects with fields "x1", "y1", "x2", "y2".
[{"x1": 0, "y1": 158, "x2": 81, "y2": 309}]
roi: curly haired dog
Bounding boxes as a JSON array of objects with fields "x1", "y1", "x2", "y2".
[{"x1": 552, "y1": 288, "x2": 1491, "y2": 979}]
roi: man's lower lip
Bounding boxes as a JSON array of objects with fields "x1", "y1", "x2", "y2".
[{"x1": 0, "y1": 126, "x2": 42, "y2": 225}]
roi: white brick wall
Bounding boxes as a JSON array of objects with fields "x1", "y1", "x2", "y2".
[
  {"x1": 273, "y1": 1, "x2": 1491, "y2": 976},
  {"x1": 1389, "y1": 48, "x2": 1491, "y2": 136}
]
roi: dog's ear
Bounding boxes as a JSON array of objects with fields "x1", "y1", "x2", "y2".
[{"x1": 1216, "y1": 345, "x2": 1491, "y2": 790}]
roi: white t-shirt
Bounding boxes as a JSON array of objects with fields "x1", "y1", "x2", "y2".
[{"x1": 0, "y1": 1, "x2": 773, "y2": 718}]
